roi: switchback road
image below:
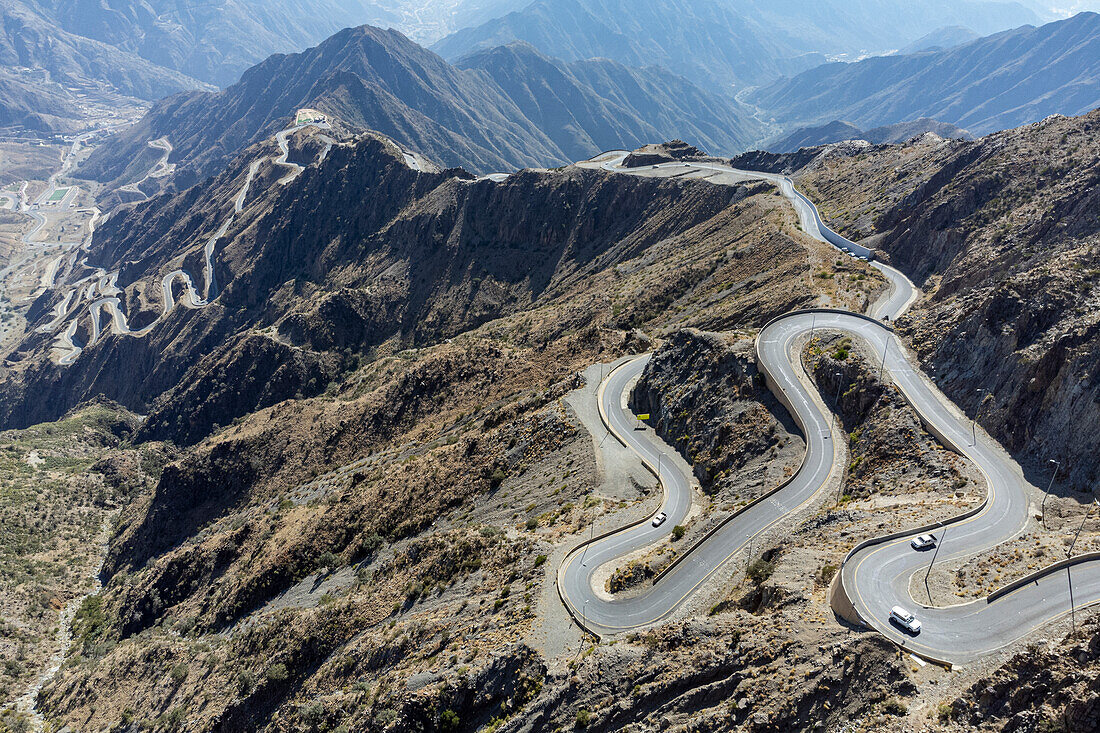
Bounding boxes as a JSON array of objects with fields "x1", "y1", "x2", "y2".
[{"x1": 558, "y1": 151, "x2": 1099, "y2": 665}]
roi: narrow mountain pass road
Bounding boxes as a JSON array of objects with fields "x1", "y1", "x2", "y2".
[{"x1": 558, "y1": 151, "x2": 1100, "y2": 665}]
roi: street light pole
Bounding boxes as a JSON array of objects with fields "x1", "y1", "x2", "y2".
[
  {"x1": 834, "y1": 371, "x2": 844, "y2": 409},
  {"x1": 1041, "y1": 459, "x2": 1060, "y2": 530},
  {"x1": 924, "y1": 524, "x2": 946, "y2": 604}
]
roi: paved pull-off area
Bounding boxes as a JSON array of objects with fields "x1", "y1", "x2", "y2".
[{"x1": 558, "y1": 151, "x2": 1099, "y2": 665}]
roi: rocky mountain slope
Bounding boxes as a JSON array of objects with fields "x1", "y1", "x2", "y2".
[
  {"x1": 793, "y1": 108, "x2": 1100, "y2": 493},
  {"x1": 80, "y1": 24, "x2": 760, "y2": 188},
  {"x1": 432, "y1": 0, "x2": 1039, "y2": 92},
  {"x1": 750, "y1": 11, "x2": 1100, "y2": 136},
  {"x1": 765, "y1": 117, "x2": 972, "y2": 153},
  {"x1": 0, "y1": 67, "x2": 80, "y2": 132},
  {"x1": 0, "y1": 126, "x2": 773, "y2": 440},
  {"x1": 8, "y1": 109, "x2": 1100, "y2": 730},
  {"x1": 0, "y1": 1, "x2": 205, "y2": 100},
  {"x1": 3, "y1": 127, "x2": 884, "y2": 728}
]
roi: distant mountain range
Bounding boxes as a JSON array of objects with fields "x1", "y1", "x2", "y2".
[
  {"x1": 81, "y1": 26, "x2": 760, "y2": 184},
  {"x1": 0, "y1": 0, "x2": 217, "y2": 132},
  {"x1": 433, "y1": 0, "x2": 825, "y2": 91},
  {"x1": 432, "y1": 0, "x2": 1041, "y2": 90},
  {"x1": 456, "y1": 42, "x2": 758, "y2": 162},
  {"x1": 897, "y1": 26, "x2": 981, "y2": 54},
  {"x1": 15, "y1": 0, "x2": 523, "y2": 89},
  {"x1": 748, "y1": 11, "x2": 1100, "y2": 136},
  {"x1": 0, "y1": 0, "x2": 213, "y2": 132},
  {"x1": 766, "y1": 118, "x2": 972, "y2": 153}
]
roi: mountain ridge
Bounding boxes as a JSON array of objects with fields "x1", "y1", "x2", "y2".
[
  {"x1": 749, "y1": 11, "x2": 1100, "y2": 136},
  {"x1": 80, "y1": 25, "x2": 759, "y2": 186},
  {"x1": 433, "y1": 0, "x2": 1041, "y2": 91}
]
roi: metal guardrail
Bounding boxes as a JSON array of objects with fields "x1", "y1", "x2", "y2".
[
  {"x1": 987, "y1": 552, "x2": 1100, "y2": 602},
  {"x1": 787, "y1": 185, "x2": 877, "y2": 260}
]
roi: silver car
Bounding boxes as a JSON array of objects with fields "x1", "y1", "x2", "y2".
[{"x1": 652, "y1": 511, "x2": 668, "y2": 528}]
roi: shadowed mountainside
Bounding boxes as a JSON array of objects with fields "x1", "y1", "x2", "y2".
[
  {"x1": 795, "y1": 109, "x2": 1100, "y2": 491},
  {"x1": 2, "y1": 129, "x2": 760, "y2": 444}
]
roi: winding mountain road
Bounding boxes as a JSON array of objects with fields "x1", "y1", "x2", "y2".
[
  {"x1": 559, "y1": 151, "x2": 1099, "y2": 665},
  {"x1": 39, "y1": 118, "x2": 436, "y2": 367}
]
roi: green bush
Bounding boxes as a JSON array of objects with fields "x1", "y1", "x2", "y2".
[
  {"x1": 236, "y1": 669, "x2": 256, "y2": 695},
  {"x1": 301, "y1": 702, "x2": 325, "y2": 724},
  {"x1": 155, "y1": 707, "x2": 186, "y2": 731},
  {"x1": 169, "y1": 662, "x2": 189, "y2": 684},
  {"x1": 747, "y1": 558, "x2": 775, "y2": 585},
  {"x1": 882, "y1": 697, "x2": 907, "y2": 715},
  {"x1": 318, "y1": 551, "x2": 340, "y2": 571},
  {"x1": 575, "y1": 709, "x2": 593, "y2": 728},
  {"x1": 266, "y1": 663, "x2": 289, "y2": 682},
  {"x1": 440, "y1": 709, "x2": 460, "y2": 731},
  {"x1": 534, "y1": 554, "x2": 548, "y2": 567},
  {"x1": 671, "y1": 525, "x2": 686, "y2": 541},
  {"x1": 375, "y1": 709, "x2": 399, "y2": 727}
]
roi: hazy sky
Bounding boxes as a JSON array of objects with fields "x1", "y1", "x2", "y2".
[{"x1": 1039, "y1": 1, "x2": 1100, "y2": 15}]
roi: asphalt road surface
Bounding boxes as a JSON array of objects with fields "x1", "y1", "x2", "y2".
[{"x1": 558, "y1": 151, "x2": 1098, "y2": 664}]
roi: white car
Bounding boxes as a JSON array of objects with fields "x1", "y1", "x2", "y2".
[
  {"x1": 910, "y1": 534, "x2": 937, "y2": 551},
  {"x1": 652, "y1": 512, "x2": 668, "y2": 528},
  {"x1": 890, "y1": 606, "x2": 922, "y2": 634}
]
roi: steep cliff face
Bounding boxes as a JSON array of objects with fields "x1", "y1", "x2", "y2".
[
  {"x1": 799, "y1": 110, "x2": 1100, "y2": 492},
  {"x1": 631, "y1": 329, "x2": 803, "y2": 502},
  {"x1": 806, "y1": 333, "x2": 977, "y2": 502}
]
